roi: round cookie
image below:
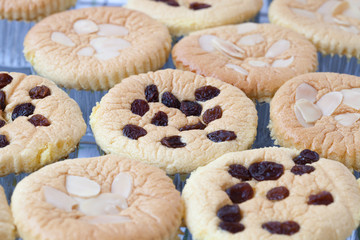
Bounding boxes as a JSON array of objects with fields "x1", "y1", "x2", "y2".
[
  {"x1": 11, "y1": 154, "x2": 183, "y2": 240},
  {"x1": 172, "y1": 23, "x2": 318, "y2": 101},
  {"x1": 0, "y1": 186, "x2": 15, "y2": 240},
  {"x1": 126, "y1": 0, "x2": 263, "y2": 37},
  {"x1": 182, "y1": 147, "x2": 360, "y2": 240},
  {"x1": 270, "y1": 72, "x2": 360, "y2": 170},
  {"x1": 24, "y1": 7, "x2": 171, "y2": 91},
  {"x1": 0, "y1": 72, "x2": 86, "y2": 176},
  {"x1": 90, "y1": 69, "x2": 258, "y2": 175},
  {"x1": 269, "y1": 0, "x2": 360, "y2": 58}
]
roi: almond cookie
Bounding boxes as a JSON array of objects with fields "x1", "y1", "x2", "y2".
[
  {"x1": 0, "y1": 72, "x2": 86, "y2": 176},
  {"x1": 126, "y1": 0, "x2": 263, "y2": 37},
  {"x1": 182, "y1": 147, "x2": 360, "y2": 240},
  {"x1": 0, "y1": 186, "x2": 15, "y2": 240},
  {"x1": 270, "y1": 72, "x2": 360, "y2": 170},
  {"x1": 172, "y1": 23, "x2": 318, "y2": 101},
  {"x1": 11, "y1": 154, "x2": 183, "y2": 240},
  {"x1": 90, "y1": 69, "x2": 258, "y2": 175},
  {"x1": 24, "y1": 7, "x2": 171, "y2": 91}
]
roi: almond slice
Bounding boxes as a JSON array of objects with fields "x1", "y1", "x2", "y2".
[
  {"x1": 316, "y1": 92, "x2": 343, "y2": 116},
  {"x1": 317, "y1": 1, "x2": 341, "y2": 15},
  {"x1": 211, "y1": 38, "x2": 245, "y2": 59},
  {"x1": 238, "y1": 34, "x2": 264, "y2": 46},
  {"x1": 272, "y1": 56, "x2": 294, "y2": 68},
  {"x1": 95, "y1": 51, "x2": 120, "y2": 61},
  {"x1": 51, "y1": 32, "x2": 75, "y2": 47},
  {"x1": 338, "y1": 25, "x2": 360, "y2": 34},
  {"x1": 341, "y1": 89, "x2": 360, "y2": 110},
  {"x1": 66, "y1": 175, "x2": 101, "y2": 198},
  {"x1": 97, "y1": 24, "x2": 129, "y2": 36},
  {"x1": 84, "y1": 215, "x2": 131, "y2": 224},
  {"x1": 296, "y1": 83, "x2": 318, "y2": 103},
  {"x1": 295, "y1": 99, "x2": 322, "y2": 123},
  {"x1": 79, "y1": 193, "x2": 128, "y2": 216},
  {"x1": 291, "y1": 8, "x2": 317, "y2": 19},
  {"x1": 265, "y1": 40, "x2": 290, "y2": 58},
  {"x1": 77, "y1": 47, "x2": 95, "y2": 56},
  {"x1": 73, "y1": 19, "x2": 99, "y2": 34},
  {"x1": 198, "y1": 35, "x2": 217, "y2": 52},
  {"x1": 43, "y1": 186, "x2": 78, "y2": 212},
  {"x1": 237, "y1": 22, "x2": 258, "y2": 34},
  {"x1": 334, "y1": 113, "x2": 360, "y2": 126},
  {"x1": 90, "y1": 37, "x2": 131, "y2": 53},
  {"x1": 111, "y1": 172, "x2": 133, "y2": 198},
  {"x1": 332, "y1": 17, "x2": 350, "y2": 25},
  {"x1": 294, "y1": 104, "x2": 314, "y2": 128},
  {"x1": 225, "y1": 63, "x2": 249, "y2": 76},
  {"x1": 248, "y1": 60, "x2": 269, "y2": 67}
]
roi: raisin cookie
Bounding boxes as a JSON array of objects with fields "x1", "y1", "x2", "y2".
[
  {"x1": 0, "y1": 72, "x2": 86, "y2": 176},
  {"x1": 11, "y1": 155, "x2": 183, "y2": 240},
  {"x1": 126, "y1": 0, "x2": 263, "y2": 36},
  {"x1": 270, "y1": 72, "x2": 360, "y2": 170},
  {"x1": 90, "y1": 69, "x2": 257, "y2": 175},
  {"x1": 172, "y1": 23, "x2": 318, "y2": 101},
  {"x1": 24, "y1": 7, "x2": 171, "y2": 91},
  {"x1": 0, "y1": 186, "x2": 15, "y2": 240},
  {"x1": 182, "y1": 147, "x2": 360, "y2": 240}
]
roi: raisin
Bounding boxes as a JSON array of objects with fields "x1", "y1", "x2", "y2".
[
  {"x1": 0, "y1": 90, "x2": 6, "y2": 111},
  {"x1": 180, "y1": 101, "x2": 202, "y2": 116},
  {"x1": 123, "y1": 124, "x2": 147, "y2": 140},
  {"x1": 291, "y1": 165, "x2": 315, "y2": 176},
  {"x1": 28, "y1": 114, "x2": 50, "y2": 127},
  {"x1": 0, "y1": 135, "x2": 9, "y2": 148},
  {"x1": 266, "y1": 186, "x2": 289, "y2": 201},
  {"x1": 308, "y1": 191, "x2": 333, "y2": 205},
  {"x1": 11, "y1": 103, "x2": 35, "y2": 121},
  {"x1": 29, "y1": 85, "x2": 51, "y2": 99},
  {"x1": 131, "y1": 99, "x2": 149, "y2": 116},
  {"x1": 151, "y1": 111, "x2": 168, "y2": 126},
  {"x1": 155, "y1": 0, "x2": 179, "y2": 6},
  {"x1": 228, "y1": 164, "x2": 252, "y2": 181},
  {"x1": 207, "y1": 130, "x2": 237, "y2": 142},
  {"x1": 262, "y1": 221, "x2": 300, "y2": 235},
  {"x1": 203, "y1": 105, "x2": 222, "y2": 124},
  {"x1": 217, "y1": 205, "x2": 241, "y2": 222},
  {"x1": 162, "y1": 92, "x2": 181, "y2": 109},
  {"x1": 219, "y1": 222, "x2": 245, "y2": 233},
  {"x1": 226, "y1": 183, "x2": 254, "y2": 204},
  {"x1": 248, "y1": 161, "x2": 284, "y2": 181},
  {"x1": 195, "y1": 86, "x2": 220, "y2": 101},
  {"x1": 179, "y1": 122, "x2": 206, "y2": 131},
  {"x1": 293, "y1": 149, "x2": 319, "y2": 165},
  {"x1": 145, "y1": 84, "x2": 159, "y2": 102},
  {"x1": 0, "y1": 73, "x2": 12, "y2": 89},
  {"x1": 189, "y1": 2, "x2": 211, "y2": 10},
  {"x1": 161, "y1": 136, "x2": 186, "y2": 148},
  {"x1": 0, "y1": 120, "x2": 5, "y2": 128}
]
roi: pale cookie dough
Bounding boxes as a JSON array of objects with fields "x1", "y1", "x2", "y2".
[
  {"x1": 126, "y1": 0, "x2": 263, "y2": 36},
  {"x1": 24, "y1": 7, "x2": 171, "y2": 91},
  {"x1": 90, "y1": 69, "x2": 258, "y2": 175},
  {"x1": 270, "y1": 72, "x2": 360, "y2": 170},
  {"x1": 182, "y1": 147, "x2": 360, "y2": 240},
  {"x1": 0, "y1": 186, "x2": 15, "y2": 240},
  {"x1": 172, "y1": 23, "x2": 318, "y2": 101},
  {"x1": 0, "y1": 72, "x2": 86, "y2": 176},
  {"x1": 11, "y1": 155, "x2": 183, "y2": 240},
  {"x1": 269, "y1": 0, "x2": 360, "y2": 58}
]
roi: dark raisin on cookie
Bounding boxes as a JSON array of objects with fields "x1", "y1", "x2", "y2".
[
  {"x1": 28, "y1": 114, "x2": 51, "y2": 127},
  {"x1": 131, "y1": 99, "x2": 149, "y2": 116},
  {"x1": 179, "y1": 122, "x2": 206, "y2": 131},
  {"x1": 11, "y1": 103, "x2": 35, "y2": 121},
  {"x1": 0, "y1": 73, "x2": 12, "y2": 89},
  {"x1": 161, "y1": 92, "x2": 181, "y2": 109},
  {"x1": 203, "y1": 106, "x2": 222, "y2": 124},
  {"x1": 217, "y1": 205, "x2": 241, "y2": 222},
  {"x1": 207, "y1": 130, "x2": 236, "y2": 142},
  {"x1": 248, "y1": 161, "x2": 284, "y2": 181},
  {"x1": 29, "y1": 86, "x2": 51, "y2": 99},
  {"x1": 226, "y1": 183, "x2": 254, "y2": 204},
  {"x1": 145, "y1": 84, "x2": 159, "y2": 102},
  {"x1": 151, "y1": 111, "x2": 168, "y2": 126},
  {"x1": 0, "y1": 135, "x2": 9, "y2": 148},
  {"x1": 0, "y1": 120, "x2": 5, "y2": 128},
  {"x1": 161, "y1": 136, "x2": 186, "y2": 148},
  {"x1": 291, "y1": 165, "x2": 315, "y2": 176},
  {"x1": 180, "y1": 101, "x2": 202, "y2": 116},
  {"x1": 228, "y1": 164, "x2": 252, "y2": 181},
  {"x1": 219, "y1": 222, "x2": 245, "y2": 233},
  {"x1": 155, "y1": 0, "x2": 179, "y2": 7},
  {"x1": 0, "y1": 90, "x2": 6, "y2": 111},
  {"x1": 293, "y1": 149, "x2": 319, "y2": 165},
  {"x1": 189, "y1": 2, "x2": 211, "y2": 10},
  {"x1": 262, "y1": 221, "x2": 300, "y2": 235},
  {"x1": 123, "y1": 124, "x2": 147, "y2": 140},
  {"x1": 195, "y1": 86, "x2": 220, "y2": 101},
  {"x1": 266, "y1": 186, "x2": 289, "y2": 201},
  {"x1": 308, "y1": 191, "x2": 333, "y2": 205}
]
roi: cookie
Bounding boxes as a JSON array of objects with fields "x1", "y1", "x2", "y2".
[
  {"x1": 0, "y1": 72, "x2": 86, "y2": 176},
  {"x1": 24, "y1": 7, "x2": 171, "y2": 91},
  {"x1": 126, "y1": 0, "x2": 263, "y2": 37},
  {"x1": 270, "y1": 72, "x2": 360, "y2": 170},
  {"x1": 90, "y1": 69, "x2": 257, "y2": 175},
  {"x1": 182, "y1": 147, "x2": 360, "y2": 240},
  {"x1": 172, "y1": 23, "x2": 318, "y2": 101},
  {"x1": 0, "y1": 186, "x2": 15, "y2": 240},
  {"x1": 269, "y1": 0, "x2": 360, "y2": 58},
  {"x1": 11, "y1": 154, "x2": 183, "y2": 240}
]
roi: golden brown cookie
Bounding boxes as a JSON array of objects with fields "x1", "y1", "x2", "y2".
[{"x1": 0, "y1": 186, "x2": 15, "y2": 240}]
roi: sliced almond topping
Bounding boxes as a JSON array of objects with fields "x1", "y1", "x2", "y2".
[
  {"x1": 332, "y1": 17, "x2": 350, "y2": 25},
  {"x1": 334, "y1": 113, "x2": 360, "y2": 126},
  {"x1": 95, "y1": 51, "x2": 120, "y2": 61},
  {"x1": 265, "y1": 40, "x2": 290, "y2": 58},
  {"x1": 79, "y1": 193, "x2": 128, "y2": 216},
  {"x1": 90, "y1": 37, "x2": 131, "y2": 53},
  {"x1": 198, "y1": 35, "x2": 217, "y2": 52},
  {"x1": 111, "y1": 172, "x2": 133, "y2": 198},
  {"x1": 294, "y1": 104, "x2": 314, "y2": 128},
  {"x1": 317, "y1": 1, "x2": 341, "y2": 15},
  {"x1": 291, "y1": 8, "x2": 317, "y2": 19},
  {"x1": 211, "y1": 38, "x2": 245, "y2": 59},
  {"x1": 238, "y1": 34, "x2": 264, "y2": 46},
  {"x1": 248, "y1": 60, "x2": 269, "y2": 67},
  {"x1": 66, "y1": 175, "x2": 101, "y2": 198},
  {"x1": 98, "y1": 24, "x2": 129, "y2": 36},
  {"x1": 339, "y1": 25, "x2": 360, "y2": 34},
  {"x1": 225, "y1": 63, "x2": 249, "y2": 76},
  {"x1": 272, "y1": 56, "x2": 294, "y2": 68},
  {"x1": 84, "y1": 215, "x2": 131, "y2": 224},
  {"x1": 77, "y1": 47, "x2": 95, "y2": 56},
  {"x1": 43, "y1": 186, "x2": 78, "y2": 212},
  {"x1": 316, "y1": 91, "x2": 343, "y2": 116},
  {"x1": 73, "y1": 19, "x2": 99, "y2": 35},
  {"x1": 296, "y1": 83, "x2": 318, "y2": 103},
  {"x1": 51, "y1": 32, "x2": 75, "y2": 47},
  {"x1": 295, "y1": 99, "x2": 322, "y2": 123},
  {"x1": 237, "y1": 23, "x2": 258, "y2": 34},
  {"x1": 341, "y1": 89, "x2": 360, "y2": 110}
]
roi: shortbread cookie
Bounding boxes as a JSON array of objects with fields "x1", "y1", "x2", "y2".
[
  {"x1": 0, "y1": 186, "x2": 15, "y2": 240},
  {"x1": 11, "y1": 155, "x2": 183, "y2": 240},
  {"x1": 90, "y1": 69, "x2": 257, "y2": 175},
  {"x1": 270, "y1": 72, "x2": 360, "y2": 170},
  {"x1": 172, "y1": 23, "x2": 318, "y2": 101},
  {"x1": 24, "y1": 7, "x2": 171, "y2": 91},
  {"x1": 126, "y1": 0, "x2": 263, "y2": 36},
  {"x1": 269, "y1": 0, "x2": 360, "y2": 58},
  {"x1": 182, "y1": 147, "x2": 360, "y2": 240},
  {"x1": 0, "y1": 72, "x2": 86, "y2": 176}
]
